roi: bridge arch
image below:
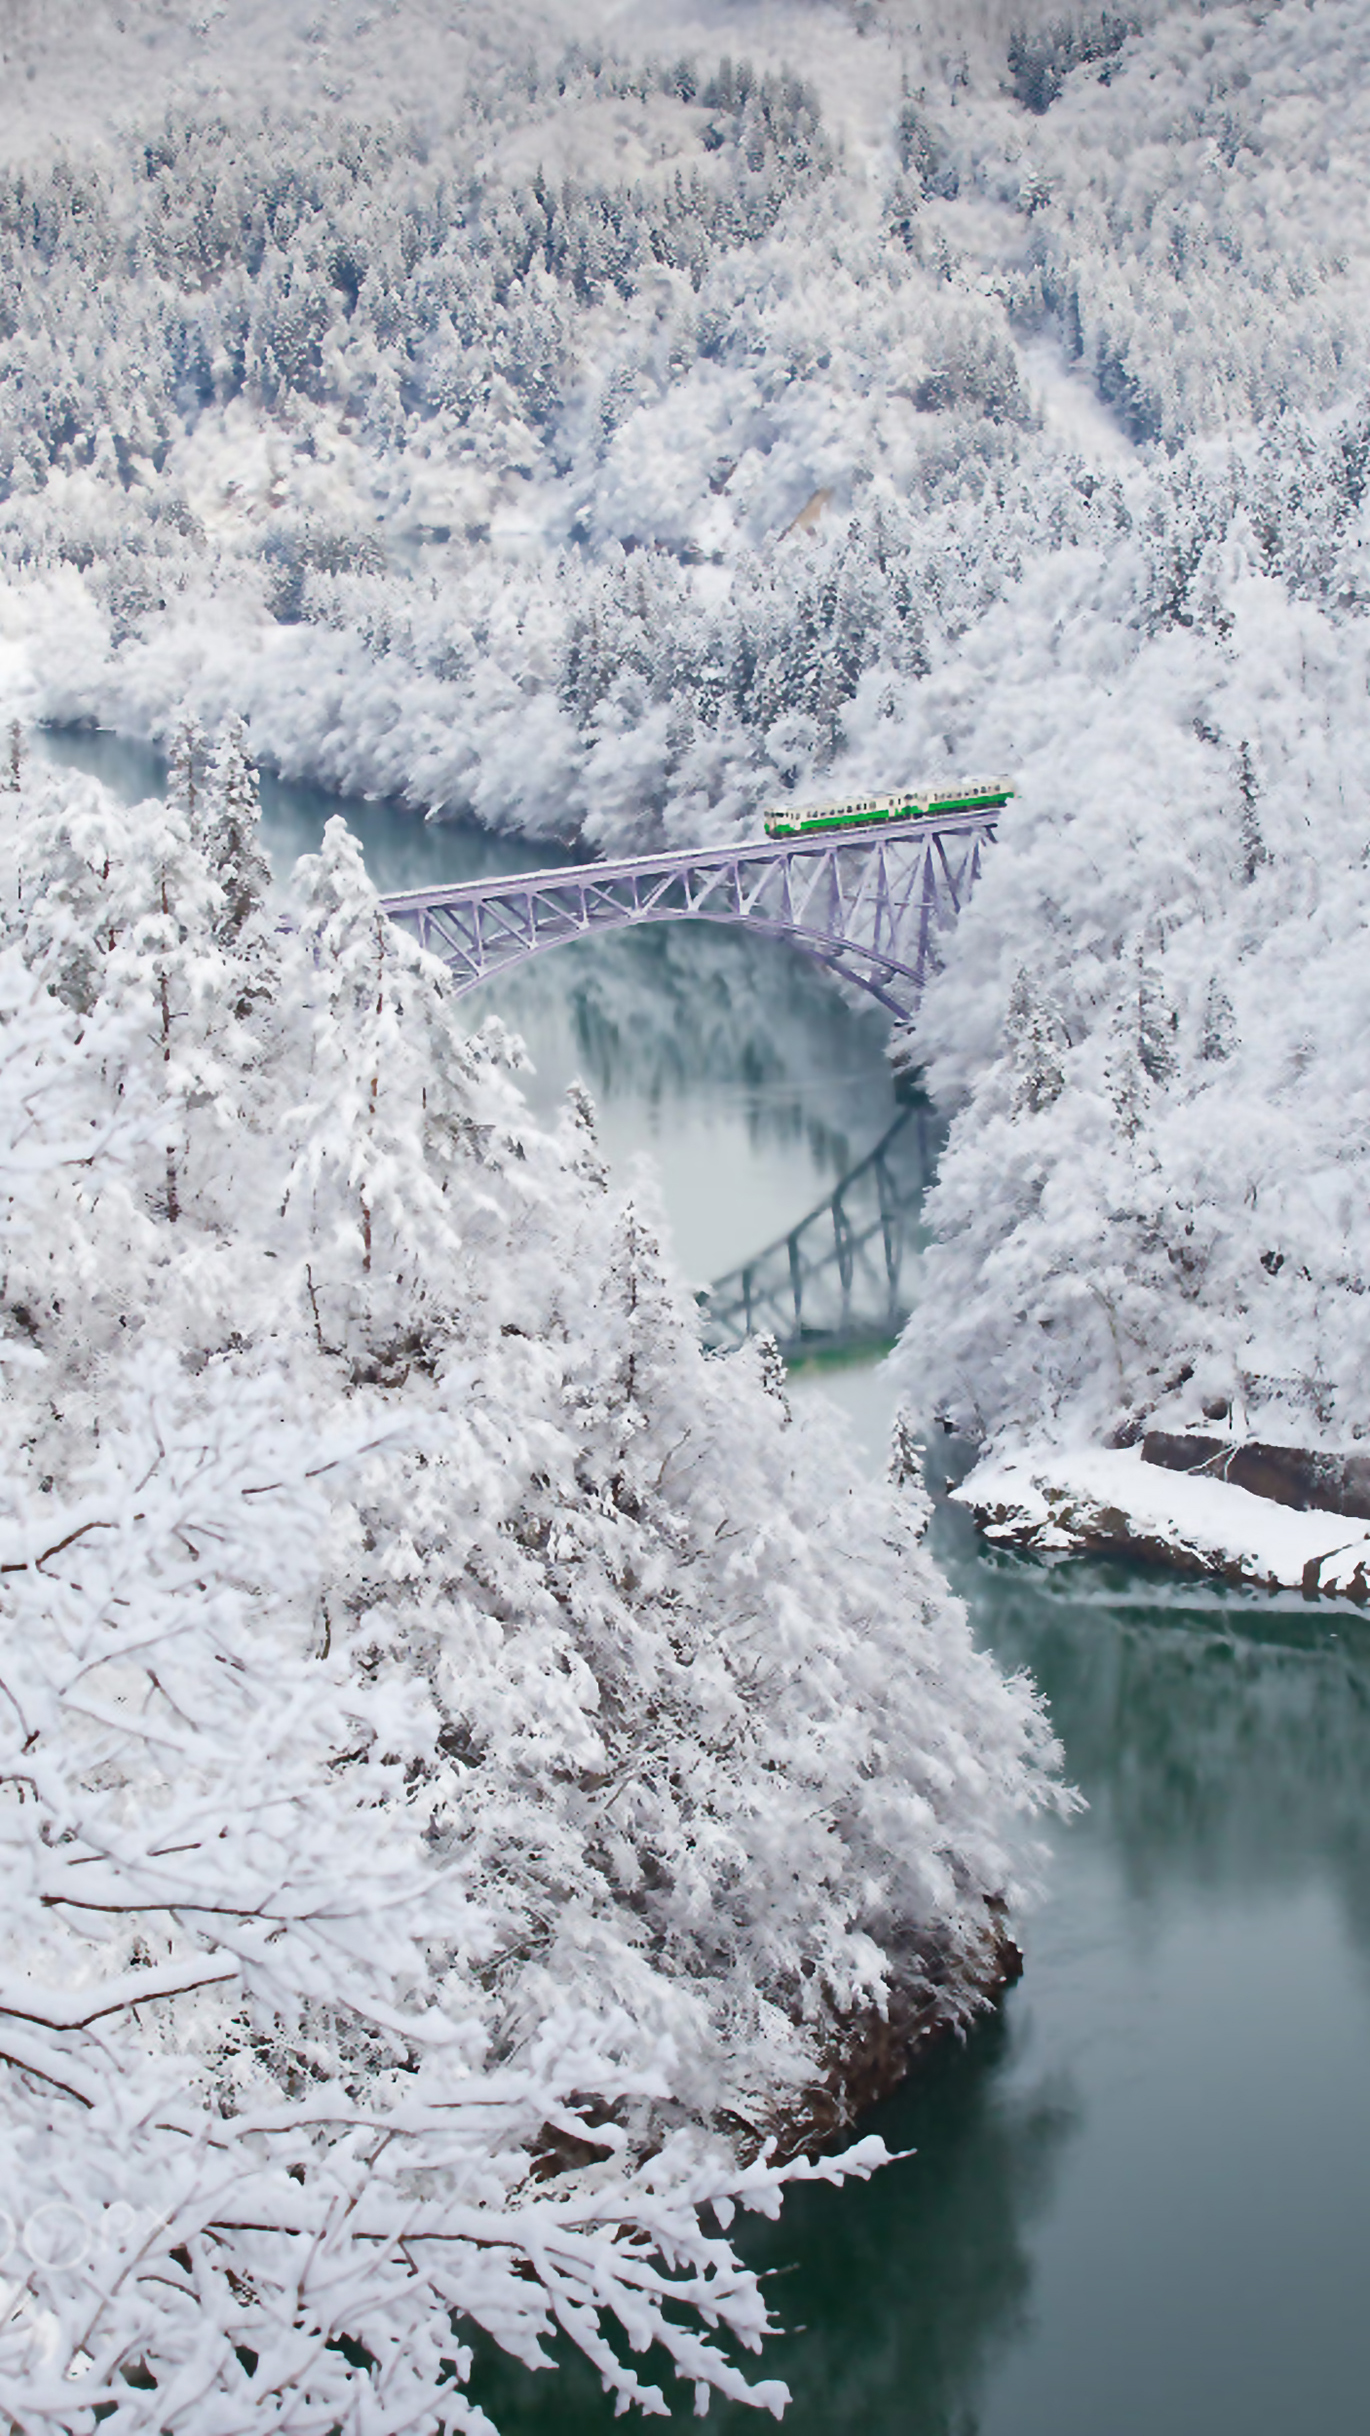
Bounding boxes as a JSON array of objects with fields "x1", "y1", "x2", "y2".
[{"x1": 381, "y1": 813, "x2": 998, "y2": 1025}]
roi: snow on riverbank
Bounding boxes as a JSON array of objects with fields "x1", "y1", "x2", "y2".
[{"x1": 957, "y1": 1444, "x2": 1370, "y2": 1602}]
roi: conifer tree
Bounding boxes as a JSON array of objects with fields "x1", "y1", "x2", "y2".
[
  {"x1": 1236, "y1": 740, "x2": 1268, "y2": 884},
  {"x1": 203, "y1": 717, "x2": 273, "y2": 943},
  {"x1": 1007, "y1": 969, "x2": 1066, "y2": 1115},
  {"x1": 1136, "y1": 949, "x2": 1178, "y2": 1086},
  {"x1": 1200, "y1": 976, "x2": 1237, "y2": 1063}
]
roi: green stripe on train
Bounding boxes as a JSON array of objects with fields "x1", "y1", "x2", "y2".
[{"x1": 763, "y1": 784, "x2": 1013, "y2": 840}]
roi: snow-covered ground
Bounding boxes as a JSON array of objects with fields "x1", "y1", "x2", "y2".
[
  {"x1": 4, "y1": 4, "x2": 1370, "y2": 1563},
  {"x1": 958, "y1": 1444, "x2": 1370, "y2": 1602}
]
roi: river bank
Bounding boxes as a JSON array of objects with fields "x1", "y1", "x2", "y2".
[{"x1": 956, "y1": 1442, "x2": 1370, "y2": 1602}]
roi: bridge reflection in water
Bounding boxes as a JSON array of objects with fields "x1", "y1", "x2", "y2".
[{"x1": 700, "y1": 1099, "x2": 943, "y2": 1362}]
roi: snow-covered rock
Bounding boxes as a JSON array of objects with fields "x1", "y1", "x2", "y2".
[{"x1": 958, "y1": 1443, "x2": 1370, "y2": 1600}]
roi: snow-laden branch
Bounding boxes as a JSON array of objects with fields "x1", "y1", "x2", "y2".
[
  {"x1": 0, "y1": 1955, "x2": 240, "y2": 2031},
  {"x1": 0, "y1": 777, "x2": 1064, "y2": 2428}
]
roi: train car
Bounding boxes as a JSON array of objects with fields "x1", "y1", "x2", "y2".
[{"x1": 763, "y1": 777, "x2": 1014, "y2": 841}]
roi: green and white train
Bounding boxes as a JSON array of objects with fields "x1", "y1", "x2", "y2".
[{"x1": 763, "y1": 776, "x2": 1014, "y2": 840}]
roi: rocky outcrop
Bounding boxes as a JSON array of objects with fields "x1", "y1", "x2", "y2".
[
  {"x1": 1141, "y1": 1432, "x2": 1370, "y2": 1520},
  {"x1": 764, "y1": 1916, "x2": 1024, "y2": 2163},
  {"x1": 531, "y1": 1921, "x2": 1027, "y2": 2179},
  {"x1": 953, "y1": 1444, "x2": 1370, "y2": 1603}
]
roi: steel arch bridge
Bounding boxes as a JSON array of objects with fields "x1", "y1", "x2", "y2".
[{"x1": 380, "y1": 807, "x2": 999, "y2": 1021}]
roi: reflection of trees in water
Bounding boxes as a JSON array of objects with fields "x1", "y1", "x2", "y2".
[
  {"x1": 478, "y1": 919, "x2": 897, "y2": 1173},
  {"x1": 711, "y1": 2027, "x2": 1076, "y2": 2436},
  {"x1": 940, "y1": 1510, "x2": 1370, "y2": 1965},
  {"x1": 467, "y1": 2019, "x2": 1077, "y2": 2436},
  {"x1": 36, "y1": 726, "x2": 167, "y2": 806},
  {"x1": 268, "y1": 788, "x2": 579, "y2": 897}
]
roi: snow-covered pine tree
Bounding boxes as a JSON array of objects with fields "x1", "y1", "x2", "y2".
[
  {"x1": 1007, "y1": 969, "x2": 1066, "y2": 1115},
  {"x1": 202, "y1": 716, "x2": 274, "y2": 942},
  {"x1": 279, "y1": 813, "x2": 498, "y2": 1365},
  {"x1": 1199, "y1": 976, "x2": 1237, "y2": 1064},
  {"x1": 166, "y1": 711, "x2": 204, "y2": 834},
  {"x1": 1235, "y1": 740, "x2": 1268, "y2": 885},
  {"x1": 0, "y1": 756, "x2": 1067, "y2": 2429}
]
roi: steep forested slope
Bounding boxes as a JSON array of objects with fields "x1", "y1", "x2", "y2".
[
  {"x1": 4, "y1": 1, "x2": 1369, "y2": 1462},
  {"x1": 887, "y1": 1, "x2": 1370, "y2": 1462},
  {"x1": 0, "y1": 741, "x2": 1063, "y2": 2425}
]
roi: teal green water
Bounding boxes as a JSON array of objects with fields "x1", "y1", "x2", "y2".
[
  {"x1": 39, "y1": 732, "x2": 1370, "y2": 2434},
  {"x1": 466, "y1": 1532, "x2": 1370, "y2": 2436}
]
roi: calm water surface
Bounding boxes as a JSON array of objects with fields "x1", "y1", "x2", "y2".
[{"x1": 42, "y1": 732, "x2": 1370, "y2": 2434}]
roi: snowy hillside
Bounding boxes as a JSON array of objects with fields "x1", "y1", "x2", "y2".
[
  {"x1": 0, "y1": 0, "x2": 1366, "y2": 1448},
  {"x1": 3, "y1": 0, "x2": 1366, "y2": 2409},
  {"x1": 0, "y1": 741, "x2": 1064, "y2": 2425}
]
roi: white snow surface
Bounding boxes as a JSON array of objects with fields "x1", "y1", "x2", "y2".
[
  {"x1": 2, "y1": 1, "x2": 1367, "y2": 1464},
  {"x1": 958, "y1": 1443, "x2": 1370, "y2": 1602},
  {"x1": 0, "y1": 742, "x2": 1065, "y2": 2430}
]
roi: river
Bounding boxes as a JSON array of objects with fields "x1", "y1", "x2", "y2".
[{"x1": 37, "y1": 731, "x2": 1370, "y2": 2435}]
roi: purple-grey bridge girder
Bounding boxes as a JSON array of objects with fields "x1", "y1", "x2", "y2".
[{"x1": 380, "y1": 808, "x2": 999, "y2": 1021}]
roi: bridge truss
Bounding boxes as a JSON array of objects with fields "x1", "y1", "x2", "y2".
[{"x1": 381, "y1": 808, "x2": 998, "y2": 1021}]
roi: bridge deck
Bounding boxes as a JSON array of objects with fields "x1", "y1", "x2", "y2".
[
  {"x1": 380, "y1": 806, "x2": 1000, "y2": 1023},
  {"x1": 378, "y1": 805, "x2": 995, "y2": 915}
]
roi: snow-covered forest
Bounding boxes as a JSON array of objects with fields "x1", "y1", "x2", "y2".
[
  {"x1": 2, "y1": 0, "x2": 1369, "y2": 1469},
  {"x1": 0, "y1": 735, "x2": 1063, "y2": 2423},
  {"x1": 2, "y1": 0, "x2": 1369, "y2": 2411}
]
